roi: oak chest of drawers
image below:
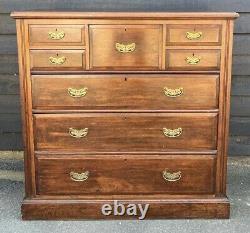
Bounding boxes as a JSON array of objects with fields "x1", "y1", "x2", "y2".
[{"x1": 11, "y1": 11, "x2": 239, "y2": 219}]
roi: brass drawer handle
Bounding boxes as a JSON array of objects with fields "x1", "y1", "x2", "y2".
[
  {"x1": 162, "y1": 170, "x2": 182, "y2": 182},
  {"x1": 70, "y1": 170, "x2": 89, "y2": 182},
  {"x1": 68, "y1": 87, "x2": 88, "y2": 98},
  {"x1": 115, "y1": 42, "x2": 136, "y2": 53},
  {"x1": 163, "y1": 127, "x2": 182, "y2": 138},
  {"x1": 48, "y1": 30, "x2": 65, "y2": 40},
  {"x1": 185, "y1": 55, "x2": 201, "y2": 65},
  {"x1": 49, "y1": 56, "x2": 66, "y2": 65},
  {"x1": 186, "y1": 31, "x2": 202, "y2": 40},
  {"x1": 163, "y1": 87, "x2": 183, "y2": 97},
  {"x1": 69, "y1": 127, "x2": 88, "y2": 138}
]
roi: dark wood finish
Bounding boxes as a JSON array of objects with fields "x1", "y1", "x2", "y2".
[
  {"x1": 35, "y1": 154, "x2": 215, "y2": 195},
  {"x1": 89, "y1": 25, "x2": 162, "y2": 70},
  {"x1": 29, "y1": 24, "x2": 85, "y2": 47},
  {"x1": 21, "y1": 198, "x2": 230, "y2": 219},
  {"x1": 166, "y1": 49, "x2": 221, "y2": 70},
  {"x1": 32, "y1": 74, "x2": 219, "y2": 110},
  {"x1": 30, "y1": 50, "x2": 86, "y2": 71},
  {"x1": 11, "y1": 12, "x2": 238, "y2": 220},
  {"x1": 34, "y1": 113, "x2": 218, "y2": 151},
  {"x1": 0, "y1": 8, "x2": 247, "y2": 154},
  {"x1": 11, "y1": 12, "x2": 239, "y2": 19},
  {"x1": 166, "y1": 24, "x2": 221, "y2": 45}
]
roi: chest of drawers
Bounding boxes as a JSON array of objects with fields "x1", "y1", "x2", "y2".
[{"x1": 11, "y1": 11, "x2": 238, "y2": 220}]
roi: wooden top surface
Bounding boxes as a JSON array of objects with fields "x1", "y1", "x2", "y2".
[{"x1": 11, "y1": 11, "x2": 239, "y2": 19}]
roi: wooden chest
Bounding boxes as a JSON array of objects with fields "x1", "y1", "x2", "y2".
[{"x1": 11, "y1": 11, "x2": 239, "y2": 219}]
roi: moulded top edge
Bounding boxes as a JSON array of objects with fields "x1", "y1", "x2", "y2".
[{"x1": 10, "y1": 11, "x2": 239, "y2": 19}]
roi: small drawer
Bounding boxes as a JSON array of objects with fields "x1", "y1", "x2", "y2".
[
  {"x1": 30, "y1": 50, "x2": 86, "y2": 71},
  {"x1": 166, "y1": 50, "x2": 220, "y2": 71},
  {"x1": 35, "y1": 154, "x2": 215, "y2": 195},
  {"x1": 29, "y1": 24, "x2": 85, "y2": 46},
  {"x1": 89, "y1": 25, "x2": 162, "y2": 70},
  {"x1": 166, "y1": 24, "x2": 221, "y2": 45},
  {"x1": 33, "y1": 113, "x2": 218, "y2": 152},
  {"x1": 32, "y1": 74, "x2": 219, "y2": 110}
]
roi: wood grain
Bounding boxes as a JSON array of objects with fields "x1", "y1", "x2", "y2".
[
  {"x1": 31, "y1": 74, "x2": 219, "y2": 110},
  {"x1": 166, "y1": 24, "x2": 221, "y2": 45},
  {"x1": 35, "y1": 154, "x2": 215, "y2": 195},
  {"x1": 33, "y1": 113, "x2": 218, "y2": 151},
  {"x1": 29, "y1": 24, "x2": 85, "y2": 47},
  {"x1": 89, "y1": 25, "x2": 162, "y2": 70},
  {"x1": 11, "y1": 12, "x2": 237, "y2": 219},
  {"x1": 30, "y1": 50, "x2": 86, "y2": 71},
  {"x1": 22, "y1": 198, "x2": 230, "y2": 219},
  {"x1": 166, "y1": 49, "x2": 221, "y2": 70}
]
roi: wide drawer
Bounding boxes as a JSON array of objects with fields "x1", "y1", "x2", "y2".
[
  {"x1": 30, "y1": 50, "x2": 86, "y2": 71},
  {"x1": 89, "y1": 25, "x2": 162, "y2": 70},
  {"x1": 32, "y1": 74, "x2": 218, "y2": 110},
  {"x1": 35, "y1": 154, "x2": 215, "y2": 195},
  {"x1": 29, "y1": 24, "x2": 85, "y2": 46},
  {"x1": 166, "y1": 24, "x2": 221, "y2": 45},
  {"x1": 166, "y1": 50, "x2": 220, "y2": 70},
  {"x1": 34, "y1": 113, "x2": 218, "y2": 152}
]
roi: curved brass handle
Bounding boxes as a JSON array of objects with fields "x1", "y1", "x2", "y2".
[
  {"x1": 185, "y1": 55, "x2": 201, "y2": 65},
  {"x1": 49, "y1": 56, "x2": 66, "y2": 65},
  {"x1": 115, "y1": 42, "x2": 136, "y2": 53},
  {"x1": 69, "y1": 127, "x2": 88, "y2": 138},
  {"x1": 68, "y1": 87, "x2": 88, "y2": 98},
  {"x1": 48, "y1": 30, "x2": 65, "y2": 40},
  {"x1": 163, "y1": 87, "x2": 183, "y2": 97},
  {"x1": 70, "y1": 170, "x2": 89, "y2": 182},
  {"x1": 162, "y1": 170, "x2": 181, "y2": 182},
  {"x1": 163, "y1": 127, "x2": 182, "y2": 138},
  {"x1": 186, "y1": 31, "x2": 202, "y2": 40}
]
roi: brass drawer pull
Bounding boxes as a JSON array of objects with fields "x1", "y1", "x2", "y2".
[
  {"x1": 163, "y1": 127, "x2": 182, "y2": 138},
  {"x1": 162, "y1": 170, "x2": 181, "y2": 182},
  {"x1": 69, "y1": 127, "x2": 88, "y2": 138},
  {"x1": 186, "y1": 31, "x2": 202, "y2": 40},
  {"x1": 49, "y1": 56, "x2": 66, "y2": 65},
  {"x1": 185, "y1": 55, "x2": 201, "y2": 65},
  {"x1": 48, "y1": 30, "x2": 65, "y2": 40},
  {"x1": 163, "y1": 87, "x2": 183, "y2": 97},
  {"x1": 68, "y1": 87, "x2": 88, "y2": 98},
  {"x1": 115, "y1": 42, "x2": 136, "y2": 53},
  {"x1": 70, "y1": 170, "x2": 89, "y2": 182}
]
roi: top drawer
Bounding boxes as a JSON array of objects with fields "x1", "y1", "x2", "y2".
[
  {"x1": 166, "y1": 24, "x2": 221, "y2": 45},
  {"x1": 29, "y1": 24, "x2": 85, "y2": 47},
  {"x1": 89, "y1": 25, "x2": 162, "y2": 70}
]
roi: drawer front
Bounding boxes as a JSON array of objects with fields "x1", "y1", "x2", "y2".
[
  {"x1": 166, "y1": 50, "x2": 220, "y2": 70},
  {"x1": 29, "y1": 24, "x2": 85, "y2": 46},
  {"x1": 32, "y1": 74, "x2": 218, "y2": 110},
  {"x1": 89, "y1": 25, "x2": 162, "y2": 70},
  {"x1": 34, "y1": 113, "x2": 217, "y2": 152},
  {"x1": 166, "y1": 25, "x2": 221, "y2": 45},
  {"x1": 30, "y1": 50, "x2": 85, "y2": 70},
  {"x1": 36, "y1": 155, "x2": 215, "y2": 195}
]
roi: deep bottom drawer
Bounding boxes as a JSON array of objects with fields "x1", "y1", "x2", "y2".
[{"x1": 35, "y1": 154, "x2": 215, "y2": 195}]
